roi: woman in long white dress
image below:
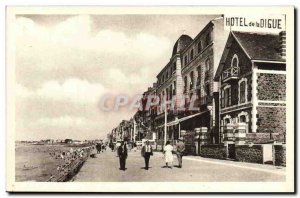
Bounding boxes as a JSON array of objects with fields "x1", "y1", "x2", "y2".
[{"x1": 163, "y1": 141, "x2": 174, "y2": 169}]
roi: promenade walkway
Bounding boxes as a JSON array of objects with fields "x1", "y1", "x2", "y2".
[{"x1": 73, "y1": 149, "x2": 285, "y2": 182}]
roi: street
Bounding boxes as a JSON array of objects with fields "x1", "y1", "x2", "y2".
[{"x1": 73, "y1": 149, "x2": 285, "y2": 182}]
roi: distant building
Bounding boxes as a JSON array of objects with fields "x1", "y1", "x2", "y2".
[
  {"x1": 73, "y1": 140, "x2": 83, "y2": 145},
  {"x1": 56, "y1": 139, "x2": 64, "y2": 143},
  {"x1": 64, "y1": 139, "x2": 73, "y2": 144},
  {"x1": 41, "y1": 139, "x2": 54, "y2": 144}
]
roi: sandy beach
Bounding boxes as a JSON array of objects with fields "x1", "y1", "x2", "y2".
[{"x1": 15, "y1": 143, "x2": 88, "y2": 182}]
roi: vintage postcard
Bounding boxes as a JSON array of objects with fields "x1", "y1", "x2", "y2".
[{"x1": 6, "y1": 6, "x2": 295, "y2": 192}]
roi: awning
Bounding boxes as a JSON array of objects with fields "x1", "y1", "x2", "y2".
[
  {"x1": 178, "y1": 110, "x2": 209, "y2": 122},
  {"x1": 156, "y1": 110, "x2": 209, "y2": 128}
]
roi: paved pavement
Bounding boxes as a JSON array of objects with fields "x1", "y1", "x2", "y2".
[{"x1": 73, "y1": 149, "x2": 285, "y2": 182}]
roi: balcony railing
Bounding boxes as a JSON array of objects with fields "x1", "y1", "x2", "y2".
[{"x1": 222, "y1": 66, "x2": 239, "y2": 82}]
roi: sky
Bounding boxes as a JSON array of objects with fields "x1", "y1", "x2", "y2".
[{"x1": 15, "y1": 14, "x2": 219, "y2": 141}]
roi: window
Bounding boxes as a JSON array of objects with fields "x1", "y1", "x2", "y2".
[
  {"x1": 197, "y1": 66, "x2": 201, "y2": 85},
  {"x1": 173, "y1": 81, "x2": 176, "y2": 95},
  {"x1": 190, "y1": 71, "x2": 194, "y2": 90},
  {"x1": 162, "y1": 75, "x2": 165, "y2": 83},
  {"x1": 205, "y1": 58, "x2": 211, "y2": 72},
  {"x1": 205, "y1": 84, "x2": 210, "y2": 96},
  {"x1": 240, "y1": 115, "x2": 246, "y2": 123},
  {"x1": 205, "y1": 32, "x2": 211, "y2": 46},
  {"x1": 225, "y1": 118, "x2": 230, "y2": 124},
  {"x1": 197, "y1": 41, "x2": 202, "y2": 53},
  {"x1": 166, "y1": 88, "x2": 169, "y2": 100},
  {"x1": 205, "y1": 58, "x2": 211, "y2": 81},
  {"x1": 184, "y1": 76, "x2": 187, "y2": 93},
  {"x1": 239, "y1": 78, "x2": 247, "y2": 104},
  {"x1": 166, "y1": 72, "x2": 169, "y2": 79},
  {"x1": 173, "y1": 63, "x2": 176, "y2": 73},
  {"x1": 197, "y1": 88, "x2": 201, "y2": 100},
  {"x1": 240, "y1": 81, "x2": 246, "y2": 103},
  {"x1": 184, "y1": 55, "x2": 188, "y2": 66},
  {"x1": 221, "y1": 89, "x2": 225, "y2": 108},
  {"x1": 190, "y1": 49, "x2": 194, "y2": 60},
  {"x1": 238, "y1": 111, "x2": 249, "y2": 133},
  {"x1": 223, "y1": 86, "x2": 231, "y2": 107},
  {"x1": 169, "y1": 85, "x2": 172, "y2": 100},
  {"x1": 231, "y1": 54, "x2": 239, "y2": 68}
]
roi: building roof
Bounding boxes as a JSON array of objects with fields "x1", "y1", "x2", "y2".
[
  {"x1": 171, "y1": 34, "x2": 193, "y2": 57},
  {"x1": 232, "y1": 31, "x2": 285, "y2": 62},
  {"x1": 215, "y1": 31, "x2": 286, "y2": 80}
]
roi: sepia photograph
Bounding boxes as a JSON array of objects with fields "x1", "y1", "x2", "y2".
[{"x1": 5, "y1": 6, "x2": 295, "y2": 193}]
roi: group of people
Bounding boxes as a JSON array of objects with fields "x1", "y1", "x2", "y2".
[
  {"x1": 95, "y1": 142, "x2": 106, "y2": 153},
  {"x1": 47, "y1": 146, "x2": 93, "y2": 179},
  {"x1": 117, "y1": 138, "x2": 185, "y2": 171}
]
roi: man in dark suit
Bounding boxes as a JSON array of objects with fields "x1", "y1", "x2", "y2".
[
  {"x1": 141, "y1": 140, "x2": 153, "y2": 170},
  {"x1": 176, "y1": 138, "x2": 185, "y2": 168},
  {"x1": 117, "y1": 141, "x2": 128, "y2": 171}
]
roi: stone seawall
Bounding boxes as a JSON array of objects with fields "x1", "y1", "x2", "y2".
[{"x1": 47, "y1": 146, "x2": 93, "y2": 182}]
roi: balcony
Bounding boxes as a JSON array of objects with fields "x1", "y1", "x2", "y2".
[{"x1": 222, "y1": 66, "x2": 239, "y2": 82}]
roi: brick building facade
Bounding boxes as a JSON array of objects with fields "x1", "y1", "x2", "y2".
[{"x1": 215, "y1": 31, "x2": 286, "y2": 144}]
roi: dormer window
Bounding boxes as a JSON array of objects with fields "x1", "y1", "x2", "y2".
[
  {"x1": 231, "y1": 54, "x2": 239, "y2": 68},
  {"x1": 173, "y1": 63, "x2": 176, "y2": 73},
  {"x1": 197, "y1": 41, "x2": 202, "y2": 53},
  {"x1": 222, "y1": 54, "x2": 239, "y2": 82},
  {"x1": 205, "y1": 32, "x2": 211, "y2": 46},
  {"x1": 184, "y1": 55, "x2": 188, "y2": 66}
]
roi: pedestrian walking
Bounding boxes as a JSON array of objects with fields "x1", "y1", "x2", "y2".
[
  {"x1": 117, "y1": 141, "x2": 128, "y2": 171},
  {"x1": 96, "y1": 143, "x2": 101, "y2": 153},
  {"x1": 109, "y1": 142, "x2": 114, "y2": 152},
  {"x1": 141, "y1": 140, "x2": 153, "y2": 170},
  {"x1": 116, "y1": 141, "x2": 121, "y2": 156},
  {"x1": 101, "y1": 144, "x2": 105, "y2": 152},
  {"x1": 163, "y1": 141, "x2": 174, "y2": 169},
  {"x1": 175, "y1": 138, "x2": 185, "y2": 168}
]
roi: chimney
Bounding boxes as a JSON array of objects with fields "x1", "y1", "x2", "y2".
[{"x1": 279, "y1": 31, "x2": 286, "y2": 58}]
